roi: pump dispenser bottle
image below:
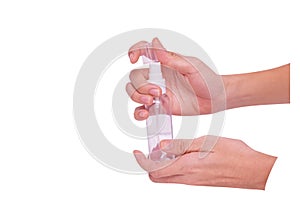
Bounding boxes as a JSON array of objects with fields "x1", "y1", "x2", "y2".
[{"x1": 142, "y1": 43, "x2": 175, "y2": 161}]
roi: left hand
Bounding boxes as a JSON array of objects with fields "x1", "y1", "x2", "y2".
[{"x1": 133, "y1": 136, "x2": 276, "y2": 190}]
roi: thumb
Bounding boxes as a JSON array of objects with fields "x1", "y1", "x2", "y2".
[
  {"x1": 151, "y1": 37, "x2": 166, "y2": 51},
  {"x1": 152, "y1": 37, "x2": 196, "y2": 75},
  {"x1": 159, "y1": 137, "x2": 205, "y2": 156}
]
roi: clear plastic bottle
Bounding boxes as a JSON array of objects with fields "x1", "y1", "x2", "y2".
[
  {"x1": 146, "y1": 95, "x2": 174, "y2": 161},
  {"x1": 143, "y1": 43, "x2": 175, "y2": 161}
]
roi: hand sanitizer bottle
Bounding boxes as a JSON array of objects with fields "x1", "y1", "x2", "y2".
[{"x1": 142, "y1": 43, "x2": 175, "y2": 161}]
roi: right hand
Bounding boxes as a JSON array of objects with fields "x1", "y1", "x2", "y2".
[{"x1": 126, "y1": 38, "x2": 226, "y2": 120}]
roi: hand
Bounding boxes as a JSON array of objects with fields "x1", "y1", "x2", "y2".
[
  {"x1": 133, "y1": 136, "x2": 277, "y2": 190},
  {"x1": 126, "y1": 38, "x2": 290, "y2": 120},
  {"x1": 126, "y1": 38, "x2": 226, "y2": 120}
]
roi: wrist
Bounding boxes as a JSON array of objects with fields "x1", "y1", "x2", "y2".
[
  {"x1": 248, "y1": 152, "x2": 277, "y2": 190},
  {"x1": 222, "y1": 74, "x2": 251, "y2": 110}
]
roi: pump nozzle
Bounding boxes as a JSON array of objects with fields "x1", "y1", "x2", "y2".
[
  {"x1": 142, "y1": 43, "x2": 166, "y2": 94},
  {"x1": 142, "y1": 43, "x2": 158, "y2": 64}
]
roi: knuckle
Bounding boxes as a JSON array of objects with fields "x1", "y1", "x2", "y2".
[
  {"x1": 129, "y1": 69, "x2": 140, "y2": 81},
  {"x1": 238, "y1": 139, "x2": 248, "y2": 147}
]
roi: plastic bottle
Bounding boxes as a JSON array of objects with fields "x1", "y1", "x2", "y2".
[{"x1": 142, "y1": 43, "x2": 175, "y2": 161}]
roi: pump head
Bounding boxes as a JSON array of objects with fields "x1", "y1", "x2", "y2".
[{"x1": 142, "y1": 43, "x2": 166, "y2": 94}]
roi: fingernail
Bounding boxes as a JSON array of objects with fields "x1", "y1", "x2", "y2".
[
  {"x1": 133, "y1": 150, "x2": 139, "y2": 154},
  {"x1": 149, "y1": 88, "x2": 160, "y2": 96},
  {"x1": 133, "y1": 150, "x2": 141, "y2": 159},
  {"x1": 139, "y1": 111, "x2": 146, "y2": 118},
  {"x1": 160, "y1": 140, "x2": 171, "y2": 149},
  {"x1": 140, "y1": 96, "x2": 150, "y2": 104}
]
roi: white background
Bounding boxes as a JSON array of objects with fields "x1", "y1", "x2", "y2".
[{"x1": 0, "y1": 0, "x2": 299, "y2": 199}]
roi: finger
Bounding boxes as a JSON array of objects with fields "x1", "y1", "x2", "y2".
[
  {"x1": 133, "y1": 150, "x2": 178, "y2": 172},
  {"x1": 152, "y1": 38, "x2": 197, "y2": 74},
  {"x1": 149, "y1": 174, "x2": 187, "y2": 184},
  {"x1": 149, "y1": 173, "x2": 203, "y2": 185},
  {"x1": 149, "y1": 152, "x2": 201, "y2": 178},
  {"x1": 151, "y1": 37, "x2": 166, "y2": 51},
  {"x1": 134, "y1": 106, "x2": 149, "y2": 120},
  {"x1": 149, "y1": 173, "x2": 188, "y2": 184},
  {"x1": 129, "y1": 38, "x2": 196, "y2": 74},
  {"x1": 159, "y1": 137, "x2": 206, "y2": 156},
  {"x1": 128, "y1": 38, "x2": 167, "y2": 64},
  {"x1": 133, "y1": 150, "x2": 149, "y2": 171},
  {"x1": 126, "y1": 83, "x2": 153, "y2": 105},
  {"x1": 129, "y1": 69, "x2": 161, "y2": 96},
  {"x1": 128, "y1": 41, "x2": 149, "y2": 63}
]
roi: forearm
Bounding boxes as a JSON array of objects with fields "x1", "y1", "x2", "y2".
[{"x1": 223, "y1": 64, "x2": 290, "y2": 110}]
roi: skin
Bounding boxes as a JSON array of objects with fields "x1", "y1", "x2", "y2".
[
  {"x1": 126, "y1": 38, "x2": 289, "y2": 189},
  {"x1": 133, "y1": 136, "x2": 277, "y2": 190},
  {"x1": 126, "y1": 38, "x2": 290, "y2": 119}
]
